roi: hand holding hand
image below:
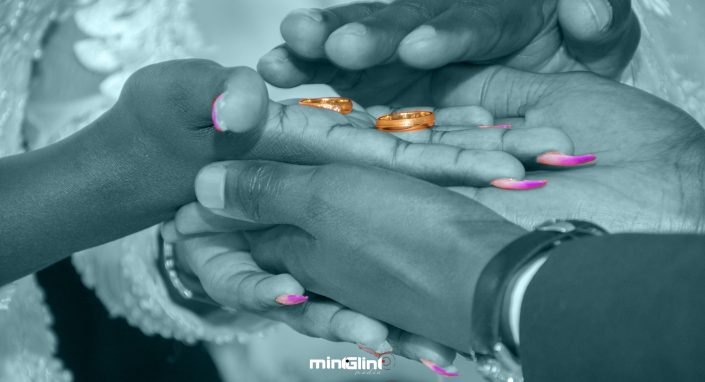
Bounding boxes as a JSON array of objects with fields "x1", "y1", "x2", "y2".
[
  {"x1": 161, "y1": 207, "x2": 460, "y2": 376},
  {"x1": 187, "y1": 160, "x2": 526, "y2": 354}
]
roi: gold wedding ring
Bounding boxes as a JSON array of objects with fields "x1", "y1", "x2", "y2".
[
  {"x1": 298, "y1": 97, "x2": 353, "y2": 115},
  {"x1": 375, "y1": 111, "x2": 435, "y2": 132}
]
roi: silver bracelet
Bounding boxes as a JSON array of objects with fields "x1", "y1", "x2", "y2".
[
  {"x1": 157, "y1": 233, "x2": 221, "y2": 309},
  {"x1": 161, "y1": 239, "x2": 194, "y2": 300}
]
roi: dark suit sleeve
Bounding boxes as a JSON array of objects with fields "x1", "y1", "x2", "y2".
[{"x1": 519, "y1": 234, "x2": 705, "y2": 382}]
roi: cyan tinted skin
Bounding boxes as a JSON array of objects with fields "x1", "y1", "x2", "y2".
[{"x1": 0, "y1": 60, "x2": 231, "y2": 285}]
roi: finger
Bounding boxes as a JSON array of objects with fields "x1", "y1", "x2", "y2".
[
  {"x1": 262, "y1": 295, "x2": 391, "y2": 351},
  {"x1": 325, "y1": 0, "x2": 449, "y2": 70},
  {"x1": 433, "y1": 65, "x2": 558, "y2": 119},
  {"x1": 394, "y1": 126, "x2": 575, "y2": 165},
  {"x1": 123, "y1": 59, "x2": 235, "y2": 129},
  {"x1": 399, "y1": 2, "x2": 543, "y2": 69},
  {"x1": 387, "y1": 327, "x2": 459, "y2": 377},
  {"x1": 180, "y1": 234, "x2": 307, "y2": 311},
  {"x1": 168, "y1": 202, "x2": 271, "y2": 242},
  {"x1": 434, "y1": 106, "x2": 494, "y2": 127},
  {"x1": 280, "y1": 98, "x2": 375, "y2": 129},
  {"x1": 280, "y1": 3, "x2": 386, "y2": 59},
  {"x1": 559, "y1": 0, "x2": 640, "y2": 77},
  {"x1": 257, "y1": 45, "x2": 355, "y2": 89},
  {"x1": 210, "y1": 67, "x2": 270, "y2": 156},
  {"x1": 266, "y1": 104, "x2": 526, "y2": 185}
]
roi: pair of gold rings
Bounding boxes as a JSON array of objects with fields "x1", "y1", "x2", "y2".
[{"x1": 298, "y1": 97, "x2": 435, "y2": 132}]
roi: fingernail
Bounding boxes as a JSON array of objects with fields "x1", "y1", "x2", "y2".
[
  {"x1": 275, "y1": 294, "x2": 309, "y2": 305},
  {"x1": 586, "y1": 0, "x2": 613, "y2": 30},
  {"x1": 491, "y1": 178, "x2": 548, "y2": 190},
  {"x1": 358, "y1": 341, "x2": 393, "y2": 357},
  {"x1": 334, "y1": 22, "x2": 367, "y2": 37},
  {"x1": 260, "y1": 47, "x2": 289, "y2": 65},
  {"x1": 195, "y1": 164, "x2": 227, "y2": 209},
  {"x1": 401, "y1": 25, "x2": 437, "y2": 46},
  {"x1": 420, "y1": 359, "x2": 460, "y2": 377},
  {"x1": 537, "y1": 152, "x2": 597, "y2": 167},
  {"x1": 289, "y1": 8, "x2": 324, "y2": 23},
  {"x1": 212, "y1": 93, "x2": 228, "y2": 132},
  {"x1": 479, "y1": 124, "x2": 512, "y2": 129},
  {"x1": 160, "y1": 221, "x2": 179, "y2": 243}
]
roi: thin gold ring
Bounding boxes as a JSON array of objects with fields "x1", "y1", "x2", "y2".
[
  {"x1": 298, "y1": 97, "x2": 353, "y2": 115},
  {"x1": 376, "y1": 111, "x2": 435, "y2": 132}
]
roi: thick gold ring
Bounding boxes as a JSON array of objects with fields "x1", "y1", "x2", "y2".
[
  {"x1": 298, "y1": 97, "x2": 353, "y2": 115},
  {"x1": 375, "y1": 111, "x2": 435, "y2": 132}
]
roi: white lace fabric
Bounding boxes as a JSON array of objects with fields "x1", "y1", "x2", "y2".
[{"x1": 0, "y1": 1, "x2": 72, "y2": 381}]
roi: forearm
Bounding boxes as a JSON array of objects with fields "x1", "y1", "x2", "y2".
[{"x1": 0, "y1": 108, "x2": 206, "y2": 285}]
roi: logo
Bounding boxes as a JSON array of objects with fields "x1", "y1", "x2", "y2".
[{"x1": 309, "y1": 355, "x2": 395, "y2": 375}]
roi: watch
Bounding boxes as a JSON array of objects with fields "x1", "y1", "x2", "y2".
[{"x1": 468, "y1": 220, "x2": 607, "y2": 382}]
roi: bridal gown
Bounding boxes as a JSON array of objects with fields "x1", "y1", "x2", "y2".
[{"x1": 1, "y1": 0, "x2": 705, "y2": 381}]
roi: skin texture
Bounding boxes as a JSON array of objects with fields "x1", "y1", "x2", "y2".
[
  {"x1": 187, "y1": 160, "x2": 526, "y2": 352},
  {"x1": 183, "y1": 67, "x2": 705, "y2": 358},
  {"x1": 0, "y1": 60, "x2": 231, "y2": 285},
  {"x1": 164, "y1": 223, "x2": 459, "y2": 371},
  {"x1": 429, "y1": 66, "x2": 705, "y2": 233},
  {"x1": 1, "y1": 59, "x2": 554, "y2": 285},
  {"x1": 258, "y1": 0, "x2": 640, "y2": 107}
]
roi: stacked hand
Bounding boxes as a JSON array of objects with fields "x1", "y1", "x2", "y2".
[
  {"x1": 166, "y1": 65, "x2": 705, "y2": 376},
  {"x1": 143, "y1": 0, "x2": 705, "y2": 376},
  {"x1": 258, "y1": 0, "x2": 640, "y2": 106}
]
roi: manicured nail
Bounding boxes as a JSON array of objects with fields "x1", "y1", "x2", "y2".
[
  {"x1": 275, "y1": 294, "x2": 309, "y2": 305},
  {"x1": 289, "y1": 8, "x2": 324, "y2": 23},
  {"x1": 586, "y1": 0, "x2": 613, "y2": 31},
  {"x1": 537, "y1": 152, "x2": 597, "y2": 167},
  {"x1": 401, "y1": 25, "x2": 437, "y2": 46},
  {"x1": 358, "y1": 341, "x2": 393, "y2": 357},
  {"x1": 479, "y1": 124, "x2": 512, "y2": 129},
  {"x1": 334, "y1": 22, "x2": 367, "y2": 37},
  {"x1": 491, "y1": 178, "x2": 547, "y2": 190},
  {"x1": 212, "y1": 93, "x2": 227, "y2": 132},
  {"x1": 420, "y1": 359, "x2": 460, "y2": 377},
  {"x1": 195, "y1": 164, "x2": 227, "y2": 209}
]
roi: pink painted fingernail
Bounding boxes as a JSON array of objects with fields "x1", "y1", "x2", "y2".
[
  {"x1": 358, "y1": 341, "x2": 393, "y2": 358},
  {"x1": 479, "y1": 124, "x2": 512, "y2": 129},
  {"x1": 537, "y1": 151, "x2": 597, "y2": 167},
  {"x1": 491, "y1": 178, "x2": 548, "y2": 190},
  {"x1": 275, "y1": 294, "x2": 309, "y2": 305},
  {"x1": 420, "y1": 359, "x2": 460, "y2": 377},
  {"x1": 212, "y1": 93, "x2": 226, "y2": 132}
]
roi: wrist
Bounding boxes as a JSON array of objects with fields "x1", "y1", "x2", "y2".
[{"x1": 469, "y1": 220, "x2": 608, "y2": 382}]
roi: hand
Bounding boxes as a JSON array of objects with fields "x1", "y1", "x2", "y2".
[
  {"x1": 430, "y1": 66, "x2": 705, "y2": 232},
  {"x1": 258, "y1": 0, "x2": 640, "y2": 106},
  {"x1": 210, "y1": 73, "x2": 583, "y2": 187},
  {"x1": 186, "y1": 160, "x2": 527, "y2": 355},
  {"x1": 161, "y1": 209, "x2": 460, "y2": 376}
]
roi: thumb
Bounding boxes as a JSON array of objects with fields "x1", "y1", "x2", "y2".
[
  {"x1": 558, "y1": 0, "x2": 640, "y2": 77},
  {"x1": 212, "y1": 67, "x2": 270, "y2": 156},
  {"x1": 432, "y1": 65, "x2": 561, "y2": 119}
]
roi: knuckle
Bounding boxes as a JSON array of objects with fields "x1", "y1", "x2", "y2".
[
  {"x1": 393, "y1": 0, "x2": 436, "y2": 20},
  {"x1": 232, "y1": 163, "x2": 284, "y2": 221},
  {"x1": 121, "y1": 59, "x2": 224, "y2": 122}
]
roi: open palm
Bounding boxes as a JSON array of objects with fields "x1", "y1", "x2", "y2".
[{"x1": 433, "y1": 66, "x2": 705, "y2": 233}]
